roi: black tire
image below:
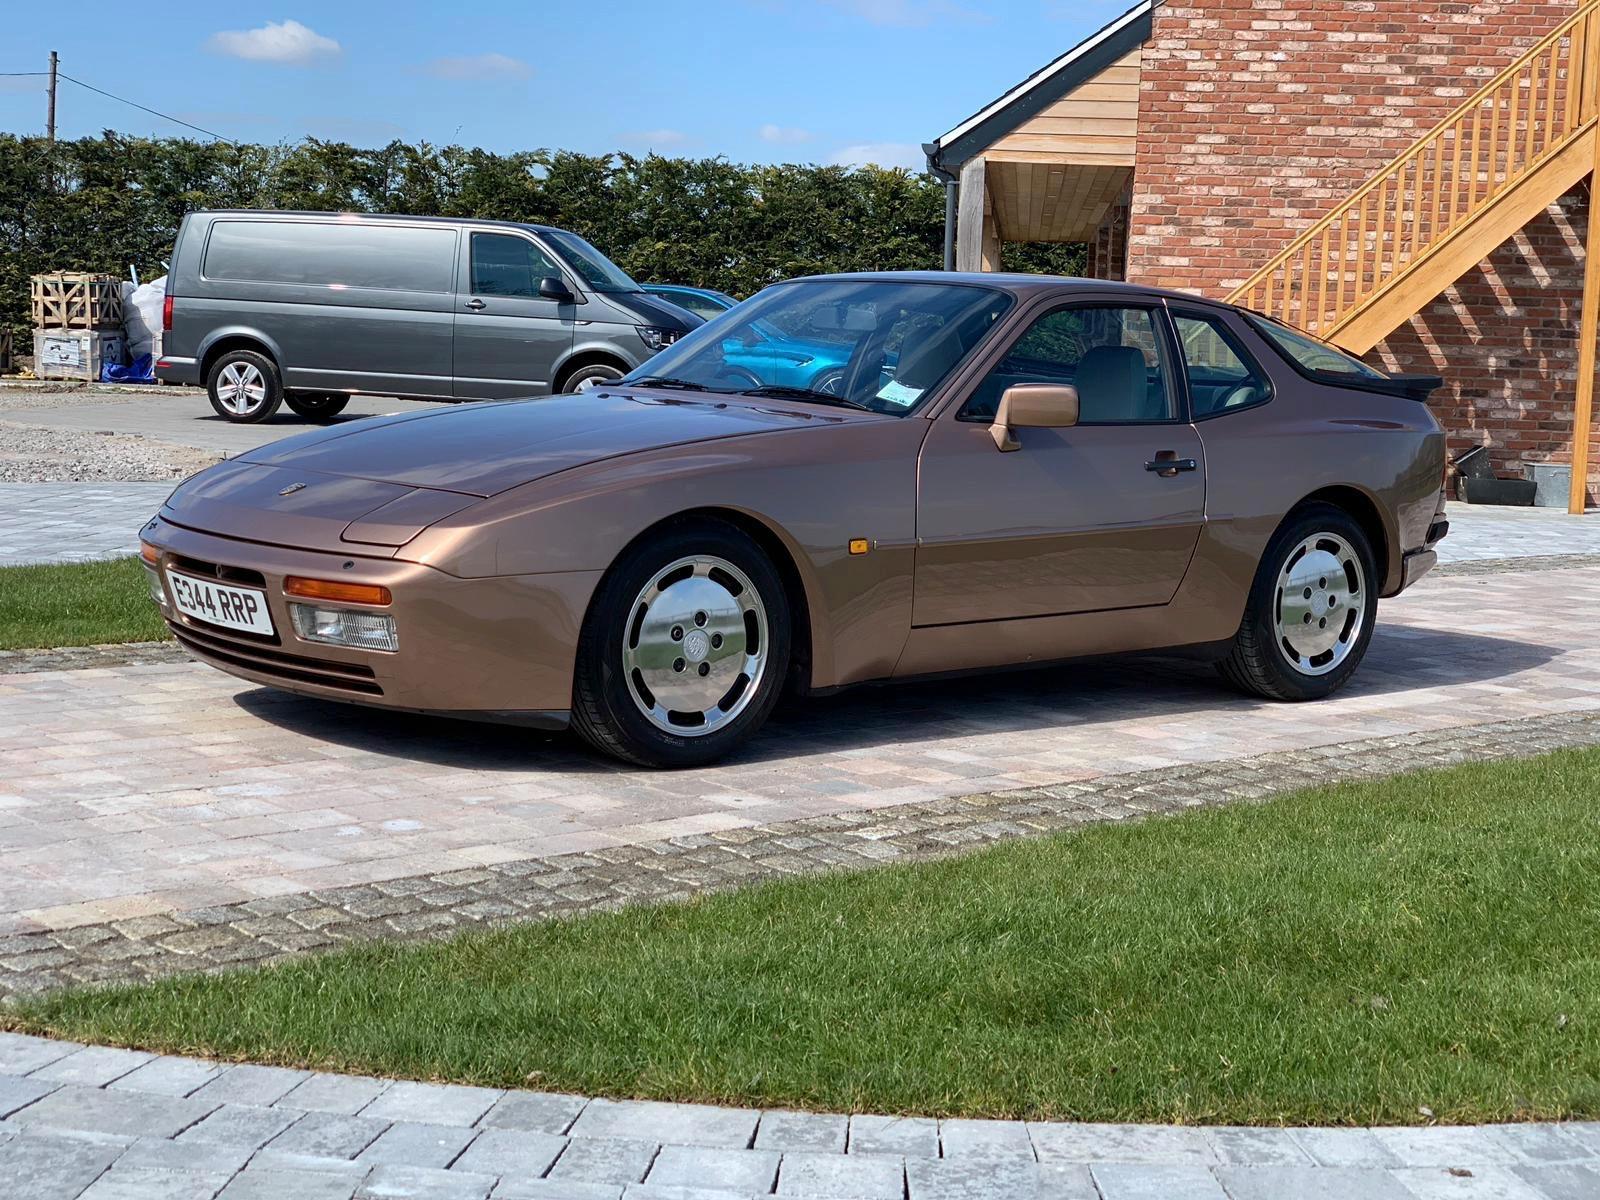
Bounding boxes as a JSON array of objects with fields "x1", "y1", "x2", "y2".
[
  {"x1": 1218, "y1": 502, "x2": 1378, "y2": 702},
  {"x1": 559, "y1": 360, "x2": 625, "y2": 394},
  {"x1": 285, "y1": 392, "x2": 351, "y2": 422},
  {"x1": 810, "y1": 367, "x2": 846, "y2": 396},
  {"x1": 206, "y1": 349, "x2": 283, "y2": 423},
  {"x1": 572, "y1": 518, "x2": 791, "y2": 767}
]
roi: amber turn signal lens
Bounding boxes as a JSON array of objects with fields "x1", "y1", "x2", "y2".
[
  {"x1": 139, "y1": 541, "x2": 160, "y2": 565},
  {"x1": 283, "y1": 577, "x2": 392, "y2": 606},
  {"x1": 848, "y1": 539, "x2": 871, "y2": 556}
]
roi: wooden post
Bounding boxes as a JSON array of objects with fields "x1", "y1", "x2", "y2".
[
  {"x1": 46, "y1": 51, "x2": 57, "y2": 143},
  {"x1": 1569, "y1": 149, "x2": 1600, "y2": 513},
  {"x1": 956, "y1": 156, "x2": 987, "y2": 272}
]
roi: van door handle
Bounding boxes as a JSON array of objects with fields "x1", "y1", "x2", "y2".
[
  {"x1": 1145, "y1": 455, "x2": 1198, "y2": 477},
  {"x1": 465, "y1": 298, "x2": 486, "y2": 311}
]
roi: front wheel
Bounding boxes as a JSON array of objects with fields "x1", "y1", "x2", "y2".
[
  {"x1": 1218, "y1": 503, "x2": 1378, "y2": 702},
  {"x1": 285, "y1": 392, "x2": 350, "y2": 422},
  {"x1": 572, "y1": 519, "x2": 791, "y2": 767},
  {"x1": 561, "y1": 362, "x2": 625, "y2": 394}
]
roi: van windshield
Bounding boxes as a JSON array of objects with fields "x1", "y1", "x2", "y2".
[{"x1": 542, "y1": 230, "x2": 641, "y2": 293}]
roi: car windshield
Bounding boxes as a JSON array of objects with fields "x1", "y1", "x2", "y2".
[
  {"x1": 1249, "y1": 316, "x2": 1387, "y2": 380},
  {"x1": 542, "y1": 229, "x2": 641, "y2": 293},
  {"x1": 622, "y1": 279, "x2": 1014, "y2": 416}
]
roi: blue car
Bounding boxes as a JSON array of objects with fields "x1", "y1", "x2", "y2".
[{"x1": 641, "y1": 283, "x2": 858, "y2": 395}]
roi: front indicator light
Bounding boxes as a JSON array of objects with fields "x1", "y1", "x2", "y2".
[
  {"x1": 140, "y1": 540, "x2": 160, "y2": 565},
  {"x1": 289, "y1": 603, "x2": 398, "y2": 653},
  {"x1": 284, "y1": 577, "x2": 392, "y2": 605}
]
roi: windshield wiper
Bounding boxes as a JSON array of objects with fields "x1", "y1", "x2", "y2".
[
  {"x1": 623, "y1": 376, "x2": 732, "y2": 393},
  {"x1": 738, "y1": 385, "x2": 872, "y2": 411}
]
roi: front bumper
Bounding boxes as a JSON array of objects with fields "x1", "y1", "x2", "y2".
[{"x1": 143, "y1": 514, "x2": 601, "y2": 724}]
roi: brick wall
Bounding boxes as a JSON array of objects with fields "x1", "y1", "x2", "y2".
[{"x1": 1124, "y1": 0, "x2": 1597, "y2": 494}]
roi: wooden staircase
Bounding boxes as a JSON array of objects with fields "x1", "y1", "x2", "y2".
[{"x1": 1227, "y1": 1, "x2": 1600, "y2": 356}]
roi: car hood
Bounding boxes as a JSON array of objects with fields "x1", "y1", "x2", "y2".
[{"x1": 238, "y1": 391, "x2": 823, "y2": 497}]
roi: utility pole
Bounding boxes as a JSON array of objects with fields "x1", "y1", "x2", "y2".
[{"x1": 46, "y1": 50, "x2": 58, "y2": 142}]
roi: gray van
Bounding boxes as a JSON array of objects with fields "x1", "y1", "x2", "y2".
[{"x1": 156, "y1": 210, "x2": 701, "y2": 422}]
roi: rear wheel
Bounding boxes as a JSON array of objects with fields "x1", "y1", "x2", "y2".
[
  {"x1": 1218, "y1": 503, "x2": 1377, "y2": 701},
  {"x1": 572, "y1": 519, "x2": 791, "y2": 767},
  {"x1": 285, "y1": 392, "x2": 350, "y2": 422},
  {"x1": 206, "y1": 350, "x2": 282, "y2": 423}
]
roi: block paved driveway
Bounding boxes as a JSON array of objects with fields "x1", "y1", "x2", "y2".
[{"x1": 2, "y1": 1033, "x2": 1598, "y2": 1200}]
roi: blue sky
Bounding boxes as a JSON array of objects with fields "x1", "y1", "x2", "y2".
[{"x1": 1, "y1": 1, "x2": 1133, "y2": 169}]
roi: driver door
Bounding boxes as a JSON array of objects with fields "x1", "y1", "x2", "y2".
[
  {"x1": 452, "y1": 230, "x2": 576, "y2": 399},
  {"x1": 913, "y1": 302, "x2": 1207, "y2": 626}
]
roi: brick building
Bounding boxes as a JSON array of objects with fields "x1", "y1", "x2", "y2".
[{"x1": 925, "y1": 0, "x2": 1600, "y2": 509}]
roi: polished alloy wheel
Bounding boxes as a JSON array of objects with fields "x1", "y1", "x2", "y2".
[
  {"x1": 621, "y1": 554, "x2": 769, "y2": 736},
  {"x1": 573, "y1": 374, "x2": 603, "y2": 393},
  {"x1": 216, "y1": 361, "x2": 267, "y2": 415},
  {"x1": 1274, "y1": 532, "x2": 1366, "y2": 676}
]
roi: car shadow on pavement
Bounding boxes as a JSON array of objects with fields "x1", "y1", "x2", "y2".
[{"x1": 230, "y1": 624, "x2": 1559, "y2": 771}]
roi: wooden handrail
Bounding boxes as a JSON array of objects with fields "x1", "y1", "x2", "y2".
[{"x1": 1226, "y1": 1, "x2": 1600, "y2": 340}]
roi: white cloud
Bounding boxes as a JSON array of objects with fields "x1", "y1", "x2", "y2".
[
  {"x1": 624, "y1": 129, "x2": 690, "y2": 149},
  {"x1": 760, "y1": 123, "x2": 814, "y2": 144},
  {"x1": 207, "y1": 19, "x2": 342, "y2": 65},
  {"x1": 821, "y1": 0, "x2": 985, "y2": 27},
  {"x1": 830, "y1": 142, "x2": 927, "y2": 172},
  {"x1": 421, "y1": 53, "x2": 531, "y2": 81}
]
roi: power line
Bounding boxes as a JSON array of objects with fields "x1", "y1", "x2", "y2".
[
  {"x1": 54, "y1": 69, "x2": 236, "y2": 144},
  {"x1": 0, "y1": 71, "x2": 49, "y2": 76}
]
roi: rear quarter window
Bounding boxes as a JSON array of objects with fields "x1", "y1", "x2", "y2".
[{"x1": 202, "y1": 221, "x2": 457, "y2": 293}]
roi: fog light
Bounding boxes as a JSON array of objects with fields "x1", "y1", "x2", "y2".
[{"x1": 289, "y1": 603, "x2": 398, "y2": 652}]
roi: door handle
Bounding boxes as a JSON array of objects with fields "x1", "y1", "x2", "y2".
[
  {"x1": 1145, "y1": 455, "x2": 1198, "y2": 476},
  {"x1": 465, "y1": 298, "x2": 486, "y2": 311}
]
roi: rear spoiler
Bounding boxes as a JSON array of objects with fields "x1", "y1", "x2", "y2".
[{"x1": 1326, "y1": 371, "x2": 1445, "y2": 402}]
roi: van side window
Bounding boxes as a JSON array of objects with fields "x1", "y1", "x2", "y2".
[
  {"x1": 472, "y1": 233, "x2": 563, "y2": 298},
  {"x1": 202, "y1": 221, "x2": 456, "y2": 292}
]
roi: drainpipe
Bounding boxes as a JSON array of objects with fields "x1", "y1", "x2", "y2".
[{"x1": 923, "y1": 142, "x2": 957, "y2": 271}]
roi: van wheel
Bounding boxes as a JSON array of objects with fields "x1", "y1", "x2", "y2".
[
  {"x1": 207, "y1": 350, "x2": 283, "y2": 423},
  {"x1": 561, "y1": 362, "x2": 625, "y2": 394},
  {"x1": 286, "y1": 392, "x2": 351, "y2": 422}
]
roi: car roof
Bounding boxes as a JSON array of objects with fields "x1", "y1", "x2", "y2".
[
  {"x1": 192, "y1": 209, "x2": 566, "y2": 236},
  {"x1": 794, "y1": 270, "x2": 1246, "y2": 312}
]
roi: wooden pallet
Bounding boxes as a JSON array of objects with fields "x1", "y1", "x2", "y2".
[{"x1": 30, "y1": 272, "x2": 123, "y2": 331}]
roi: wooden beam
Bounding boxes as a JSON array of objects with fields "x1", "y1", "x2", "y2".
[
  {"x1": 1570, "y1": 159, "x2": 1600, "y2": 512},
  {"x1": 957, "y1": 156, "x2": 988, "y2": 272}
]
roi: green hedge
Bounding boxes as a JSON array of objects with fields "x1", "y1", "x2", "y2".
[{"x1": 0, "y1": 133, "x2": 1085, "y2": 345}]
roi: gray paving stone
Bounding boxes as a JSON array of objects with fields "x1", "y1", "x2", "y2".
[
  {"x1": 776, "y1": 1149, "x2": 904, "y2": 1198},
  {"x1": 279, "y1": 1074, "x2": 394, "y2": 1116},
  {"x1": 5, "y1": 1083, "x2": 215, "y2": 1138},
  {"x1": 621, "y1": 1186, "x2": 752, "y2": 1199},
  {"x1": 1392, "y1": 1165, "x2": 1549, "y2": 1198},
  {"x1": 1028, "y1": 1122, "x2": 1217, "y2": 1165},
  {"x1": 0, "y1": 1128, "x2": 125, "y2": 1199},
  {"x1": 109, "y1": 1056, "x2": 225, "y2": 1098},
  {"x1": 906, "y1": 1156, "x2": 1073, "y2": 1199},
  {"x1": 644, "y1": 1144, "x2": 778, "y2": 1193},
  {"x1": 363, "y1": 1082, "x2": 504, "y2": 1129},
  {"x1": 77, "y1": 1165, "x2": 233, "y2": 1199},
  {"x1": 178, "y1": 1103, "x2": 300, "y2": 1149},
  {"x1": 1036, "y1": 1164, "x2": 1099, "y2": 1199},
  {"x1": 1553, "y1": 1123, "x2": 1600, "y2": 1157},
  {"x1": 0, "y1": 1034, "x2": 83, "y2": 1076},
  {"x1": 29, "y1": 1046, "x2": 154, "y2": 1088},
  {"x1": 358, "y1": 1163, "x2": 496, "y2": 1198},
  {"x1": 190, "y1": 1064, "x2": 312, "y2": 1108},
  {"x1": 753, "y1": 1112, "x2": 846, "y2": 1155},
  {"x1": 114, "y1": 1136, "x2": 254, "y2": 1174},
  {"x1": 1515, "y1": 1163, "x2": 1600, "y2": 1199},
  {"x1": 1091, "y1": 1163, "x2": 1230, "y2": 1200},
  {"x1": 357, "y1": 1122, "x2": 479, "y2": 1169},
  {"x1": 546, "y1": 1137, "x2": 659, "y2": 1186},
  {"x1": 479, "y1": 1092, "x2": 588, "y2": 1136},
  {"x1": 1201, "y1": 1126, "x2": 1314, "y2": 1166},
  {"x1": 220, "y1": 1168, "x2": 363, "y2": 1200},
  {"x1": 1373, "y1": 1127, "x2": 1523, "y2": 1167},
  {"x1": 490, "y1": 1181, "x2": 623, "y2": 1200},
  {"x1": 270, "y1": 1111, "x2": 392, "y2": 1159},
  {"x1": 247, "y1": 1150, "x2": 373, "y2": 1179},
  {"x1": 937, "y1": 1117, "x2": 1034, "y2": 1160},
  {"x1": 848, "y1": 1113, "x2": 938, "y2": 1158},
  {"x1": 1290, "y1": 1127, "x2": 1406, "y2": 1168},
  {"x1": 1483, "y1": 1123, "x2": 1593, "y2": 1164},
  {"x1": 1214, "y1": 1165, "x2": 1414, "y2": 1199},
  {"x1": 568, "y1": 1100, "x2": 757, "y2": 1150},
  {"x1": 0, "y1": 1074, "x2": 57, "y2": 1120},
  {"x1": 450, "y1": 1127, "x2": 567, "y2": 1177}
]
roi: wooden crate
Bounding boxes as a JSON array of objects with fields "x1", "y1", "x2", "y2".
[
  {"x1": 0, "y1": 328, "x2": 11, "y2": 374},
  {"x1": 30, "y1": 272, "x2": 123, "y2": 331},
  {"x1": 32, "y1": 329, "x2": 125, "y2": 381}
]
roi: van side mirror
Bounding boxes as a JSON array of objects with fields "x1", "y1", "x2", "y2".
[
  {"x1": 990, "y1": 384, "x2": 1079, "y2": 452},
  {"x1": 538, "y1": 276, "x2": 575, "y2": 303}
]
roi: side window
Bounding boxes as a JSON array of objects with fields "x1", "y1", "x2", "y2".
[
  {"x1": 471, "y1": 233, "x2": 562, "y2": 298},
  {"x1": 1173, "y1": 312, "x2": 1272, "y2": 418},
  {"x1": 961, "y1": 305, "x2": 1174, "y2": 423}
]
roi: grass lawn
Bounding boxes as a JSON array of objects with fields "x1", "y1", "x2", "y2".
[
  {"x1": 10, "y1": 749, "x2": 1600, "y2": 1125},
  {"x1": 0, "y1": 557, "x2": 170, "y2": 650}
]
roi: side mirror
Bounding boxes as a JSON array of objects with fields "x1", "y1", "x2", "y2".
[
  {"x1": 990, "y1": 384, "x2": 1079, "y2": 452},
  {"x1": 538, "y1": 276, "x2": 575, "y2": 303}
]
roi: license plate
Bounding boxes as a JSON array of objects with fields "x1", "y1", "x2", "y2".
[{"x1": 167, "y1": 571, "x2": 275, "y2": 637}]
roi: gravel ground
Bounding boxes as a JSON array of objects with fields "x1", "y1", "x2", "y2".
[{"x1": 0, "y1": 421, "x2": 221, "y2": 482}]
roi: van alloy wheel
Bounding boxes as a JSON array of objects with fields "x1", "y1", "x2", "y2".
[{"x1": 216, "y1": 362, "x2": 267, "y2": 415}]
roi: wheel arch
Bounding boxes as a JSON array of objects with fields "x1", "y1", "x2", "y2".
[
  {"x1": 198, "y1": 330, "x2": 283, "y2": 383},
  {"x1": 1290, "y1": 485, "x2": 1397, "y2": 593},
  {"x1": 554, "y1": 348, "x2": 632, "y2": 394}
]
